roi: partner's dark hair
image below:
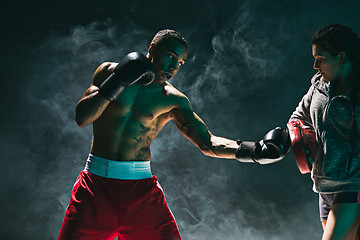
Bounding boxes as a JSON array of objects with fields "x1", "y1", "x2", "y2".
[
  {"x1": 313, "y1": 24, "x2": 360, "y2": 94},
  {"x1": 312, "y1": 23, "x2": 360, "y2": 64}
]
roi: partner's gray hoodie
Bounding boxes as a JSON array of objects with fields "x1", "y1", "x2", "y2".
[{"x1": 290, "y1": 72, "x2": 360, "y2": 193}]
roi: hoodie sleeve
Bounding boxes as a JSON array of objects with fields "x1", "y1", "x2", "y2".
[{"x1": 288, "y1": 74, "x2": 320, "y2": 129}]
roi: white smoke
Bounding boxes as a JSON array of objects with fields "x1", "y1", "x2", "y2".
[{"x1": 4, "y1": 0, "x2": 352, "y2": 238}]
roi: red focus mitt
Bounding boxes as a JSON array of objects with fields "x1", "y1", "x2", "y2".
[{"x1": 287, "y1": 120, "x2": 318, "y2": 174}]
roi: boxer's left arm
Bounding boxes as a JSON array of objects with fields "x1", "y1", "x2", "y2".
[{"x1": 169, "y1": 96, "x2": 241, "y2": 160}]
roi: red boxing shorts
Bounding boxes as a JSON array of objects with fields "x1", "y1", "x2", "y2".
[{"x1": 58, "y1": 157, "x2": 181, "y2": 240}]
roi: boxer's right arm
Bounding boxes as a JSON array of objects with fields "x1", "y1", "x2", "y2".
[
  {"x1": 75, "y1": 52, "x2": 155, "y2": 127},
  {"x1": 75, "y1": 63, "x2": 113, "y2": 127}
]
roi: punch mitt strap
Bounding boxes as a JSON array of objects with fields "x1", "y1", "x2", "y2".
[{"x1": 287, "y1": 120, "x2": 318, "y2": 174}]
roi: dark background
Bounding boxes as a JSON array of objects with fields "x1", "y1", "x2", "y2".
[{"x1": 1, "y1": 0, "x2": 359, "y2": 239}]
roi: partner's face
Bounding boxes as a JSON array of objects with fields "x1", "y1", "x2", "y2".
[
  {"x1": 150, "y1": 38, "x2": 187, "y2": 82},
  {"x1": 312, "y1": 45, "x2": 342, "y2": 82}
]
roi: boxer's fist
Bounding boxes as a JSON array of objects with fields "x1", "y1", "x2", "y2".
[
  {"x1": 114, "y1": 52, "x2": 155, "y2": 86},
  {"x1": 99, "y1": 52, "x2": 155, "y2": 101},
  {"x1": 236, "y1": 127, "x2": 291, "y2": 164}
]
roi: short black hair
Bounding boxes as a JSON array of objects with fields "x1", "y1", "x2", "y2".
[
  {"x1": 312, "y1": 23, "x2": 360, "y2": 63},
  {"x1": 150, "y1": 29, "x2": 188, "y2": 51}
]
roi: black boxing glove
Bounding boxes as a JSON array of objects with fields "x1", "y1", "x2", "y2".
[
  {"x1": 235, "y1": 127, "x2": 291, "y2": 164},
  {"x1": 99, "y1": 52, "x2": 155, "y2": 101}
]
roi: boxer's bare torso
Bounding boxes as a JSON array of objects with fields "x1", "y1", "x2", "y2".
[
  {"x1": 90, "y1": 64, "x2": 193, "y2": 161},
  {"x1": 75, "y1": 38, "x2": 238, "y2": 162}
]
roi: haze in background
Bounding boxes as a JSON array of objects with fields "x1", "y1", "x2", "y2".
[{"x1": 1, "y1": 0, "x2": 359, "y2": 239}]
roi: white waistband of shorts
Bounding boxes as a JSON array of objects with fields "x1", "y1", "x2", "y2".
[{"x1": 84, "y1": 154, "x2": 152, "y2": 180}]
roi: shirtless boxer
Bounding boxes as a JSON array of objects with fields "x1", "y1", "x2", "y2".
[{"x1": 58, "y1": 29, "x2": 290, "y2": 240}]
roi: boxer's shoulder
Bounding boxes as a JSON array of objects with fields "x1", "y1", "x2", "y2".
[
  {"x1": 92, "y1": 62, "x2": 118, "y2": 86},
  {"x1": 95, "y1": 62, "x2": 118, "y2": 74},
  {"x1": 163, "y1": 83, "x2": 182, "y2": 96},
  {"x1": 162, "y1": 83, "x2": 190, "y2": 107}
]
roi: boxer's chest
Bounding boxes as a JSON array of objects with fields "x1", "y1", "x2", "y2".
[{"x1": 110, "y1": 84, "x2": 176, "y2": 123}]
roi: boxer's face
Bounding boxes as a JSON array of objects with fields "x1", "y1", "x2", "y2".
[
  {"x1": 312, "y1": 45, "x2": 343, "y2": 82},
  {"x1": 149, "y1": 38, "x2": 187, "y2": 82}
]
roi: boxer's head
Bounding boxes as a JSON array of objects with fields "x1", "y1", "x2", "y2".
[
  {"x1": 147, "y1": 30, "x2": 188, "y2": 82},
  {"x1": 149, "y1": 29, "x2": 188, "y2": 53},
  {"x1": 311, "y1": 24, "x2": 360, "y2": 82}
]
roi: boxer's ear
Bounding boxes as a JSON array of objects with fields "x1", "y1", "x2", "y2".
[{"x1": 148, "y1": 43, "x2": 156, "y2": 60}]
